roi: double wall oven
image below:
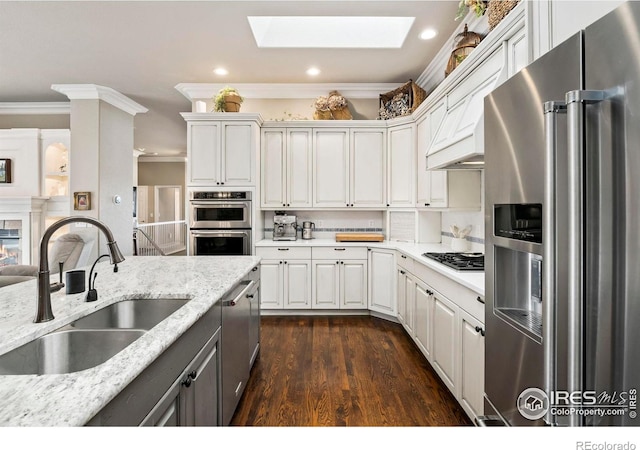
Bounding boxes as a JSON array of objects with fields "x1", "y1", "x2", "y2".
[{"x1": 189, "y1": 191, "x2": 252, "y2": 256}]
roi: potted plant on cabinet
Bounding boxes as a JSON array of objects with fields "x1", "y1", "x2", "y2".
[{"x1": 213, "y1": 86, "x2": 244, "y2": 112}]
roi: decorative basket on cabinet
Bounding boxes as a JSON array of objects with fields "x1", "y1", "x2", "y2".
[
  {"x1": 378, "y1": 80, "x2": 426, "y2": 120},
  {"x1": 487, "y1": 0, "x2": 521, "y2": 30}
]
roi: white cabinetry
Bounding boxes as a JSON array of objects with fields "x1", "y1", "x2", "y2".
[
  {"x1": 256, "y1": 247, "x2": 311, "y2": 309},
  {"x1": 183, "y1": 114, "x2": 260, "y2": 187},
  {"x1": 312, "y1": 127, "x2": 386, "y2": 208},
  {"x1": 458, "y1": 309, "x2": 485, "y2": 420},
  {"x1": 311, "y1": 259, "x2": 367, "y2": 310},
  {"x1": 367, "y1": 248, "x2": 396, "y2": 315},
  {"x1": 397, "y1": 267, "x2": 416, "y2": 336},
  {"x1": 261, "y1": 128, "x2": 312, "y2": 208},
  {"x1": 431, "y1": 291, "x2": 459, "y2": 394},
  {"x1": 313, "y1": 129, "x2": 349, "y2": 207},
  {"x1": 387, "y1": 123, "x2": 415, "y2": 207},
  {"x1": 414, "y1": 280, "x2": 433, "y2": 360}
]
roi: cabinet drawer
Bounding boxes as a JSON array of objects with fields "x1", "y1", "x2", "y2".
[
  {"x1": 312, "y1": 247, "x2": 367, "y2": 260},
  {"x1": 397, "y1": 252, "x2": 414, "y2": 272},
  {"x1": 256, "y1": 246, "x2": 311, "y2": 260}
]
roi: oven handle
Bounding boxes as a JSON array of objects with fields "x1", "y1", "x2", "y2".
[
  {"x1": 190, "y1": 230, "x2": 250, "y2": 237},
  {"x1": 189, "y1": 201, "x2": 250, "y2": 207}
]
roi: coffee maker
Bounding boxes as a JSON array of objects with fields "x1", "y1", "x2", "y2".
[
  {"x1": 302, "y1": 221, "x2": 315, "y2": 240},
  {"x1": 273, "y1": 212, "x2": 297, "y2": 241}
]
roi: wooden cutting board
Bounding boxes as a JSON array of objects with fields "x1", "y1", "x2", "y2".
[{"x1": 335, "y1": 233, "x2": 384, "y2": 242}]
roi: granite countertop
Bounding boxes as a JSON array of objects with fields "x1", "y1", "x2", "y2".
[
  {"x1": 256, "y1": 238, "x2": 484, "y2": 296},
  {"x1": 0, "y1": 255, "x2": 261, "y2": 426}
]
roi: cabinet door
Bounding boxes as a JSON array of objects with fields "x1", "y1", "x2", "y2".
[
  {"x1": 388, "y1": 124, "x2": 415, "y2": 206},
  {"x1": 284, "y1": 260, "x2": 311, "y2": 309},
  {"x1": 507, "y1": 25, "x2": 528, "y2": 78},
  {"x1": 416, "y1": 100, "x2": 446, "y2": 206},
  {"x1": 340, "y1": 260, "x2": 367, "y2": 309},
  {"x1": 311, "y1": 260, "x2": 340, "y2": 309},
  {"x1": 350, "y1": 129, "x2": 386, "y2": 207},
  {"x1": 313, "y1": 129, "x2": 349, "y2": 207},
  {"x1": 367, "y1": 249, "x2": 396, "y2": 315},
  {"x1": 260, "y1": 261, "x2": 284, "y2": 309},
  {"x1": 287, "y1": 129, "x2": 313, "y2": 208},
  {"x1": 261, "y1": 129, "x2": 286, "y2": 208},
  {"x1": 414, "y1": 281, "x2": 432, "y2": 361},
  {"x1": 140, "y1": 380, "x2": 181, "y2": 426},
  {"x1": 428, "y1": 171, "x2": 448, "y2": 207},
  {"x1": 459, "y1": 310, "x2": 485, "y2": 420},
  {"x1": 222, "y1": 123, "x2": 254, "y2": 186},
  {"x1": 181, "y1": 329, "x2": 221, "y2": 426},
  {"x1": 404, "y1": 273, "x2": 416, "y2": 337},
  {"x1": 249, "y1": 282, "x2": 261, "y2": 367},
  {"x1": 397, "y1": 268, "x2": 407, "y2": 325},
  {"x1": 432, "y1": 292, "x2": 458, "y2": 394},
  {"x1": 189, "y1": 122, "x2": 220, "y2": 185}
]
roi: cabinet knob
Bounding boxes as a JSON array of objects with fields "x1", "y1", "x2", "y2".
[
  {"x1": 475, "y1": 326, "x2": 486, "y2": 337},
  {"x1": 216, "y1": 182, "x2": 220, "y2": 185},
  {"x1": 336, "y1": 261, "x2": 339, "y2": 264},
  {"x1": 189, "y1": 370, "x2": 197, "y2": 380},
  {"x1": 221, "y1": 182, "x2": 225, "y2": 185},
  {"x1": 279, "y1": 261, "x2": 283, "y2": 264},
  {"x1": 340, "y1": 261, "x2": 344, "y2": 264},
  {"x1": 284, "y1": 261, "x2": 288, "y2": 264},
  {"x1": 368, "y1": 248, "x2": 371, "y2": 251},
  {"x1": 387, "y1": 204, "x2": 390, "y2": 207},
  {"x1": 252, "y1": 266, "x2": 258, "y2": 272},
  {"x1": 400, "y1": 270, "x2": 406, "y2": 275},
  {"x1": 182, "y1": 377, "x2": 192, "y2": 388}
]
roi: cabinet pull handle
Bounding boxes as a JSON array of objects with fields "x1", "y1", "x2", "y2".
[
  {"x1": 277, "y1": 248, "x2": 290, "y2": 251},
  {"x1": 425, "y1": 203, "x2": 430, "y2": 206},
  {"x1": 475, "y1": 326, "x2": 486, "y2": 337},
  {"x1": 334, "y1": 248, "x2": 346, "y2": 251},
  {"x1": 247, "y1": 294, "x2": 254, "y2": 298},
  {"x1": 476, "y1": 296, "x2": 485, "y2": 304},
  {"x1": 400, "y1": 270, "x2": 406, "y2": 275}
]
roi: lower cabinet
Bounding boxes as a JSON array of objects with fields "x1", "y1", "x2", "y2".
[
  {"x1": 431, "y1": 291, "x2": 459, "y2": 394},
  {"x1": 396, "y1": 267, "x2": 416, "y2": 336},
  {"x1": 311, "y1": 259, "x2": 367, "y2": 309},
  {"x1": 414, "y1": 280, "x2": 432, "y2": 361},
  {"x1": 259, "y1": 259, "x2": 312, "y2": 309},
  {"x1": 367, "y1": 248, "x2": 396, "y2": 315},
  {"x1": 458, "y1": 309, "x2": 485, "y2": 420},
  {"x1": 141, "y1": 327, "x2": 221, "y2": 426}
]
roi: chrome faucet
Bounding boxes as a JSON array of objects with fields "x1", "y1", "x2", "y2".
[{"x1": 35, "y1": 216, "x2": 125, "y2": 323}]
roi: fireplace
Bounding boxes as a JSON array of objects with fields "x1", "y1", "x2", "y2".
[{"x1": 0, "y1": 221, "x2": 22, "y2": 265}]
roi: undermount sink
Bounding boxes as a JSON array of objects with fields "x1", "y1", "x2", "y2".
[
  {"x1": 0, "y1": 329, "x2": 146, "y2": 375},
  {"x1": 70, "y1": 298, "x2": 190, "y2": 330},
  {"x1": 0, "y1": 298, "x2": 190, "y2": 375}
]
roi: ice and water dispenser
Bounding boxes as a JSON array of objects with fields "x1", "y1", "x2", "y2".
[{"x1": 493, "y1": 204, "x2": 543, "y2": 340}]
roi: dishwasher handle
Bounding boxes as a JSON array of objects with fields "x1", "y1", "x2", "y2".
[{"x1": 222, "y1": 280, "x2": 255, "y2": 307}]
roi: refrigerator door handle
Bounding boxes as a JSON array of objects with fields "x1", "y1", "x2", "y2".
[
  {"x1": 542, "y1": 101, "x2": 567, "y2": 427},
  {"x1": 565, "y1": 89, "x2": 608, "y2": 427}
]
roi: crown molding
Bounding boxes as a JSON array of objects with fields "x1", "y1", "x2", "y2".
[
  {"x1": 0, "y1": 102, "x2": 70, "y2": 115},
  {"x1": 175, "y1": 83, "x2": 400, "y2": 100},
  {"x1": 50, "y1": 84, "x2": 148, "y2": 116}
]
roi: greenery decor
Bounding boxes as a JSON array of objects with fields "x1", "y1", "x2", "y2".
[
  {"x1": 456, "y1": 0, "x2": 488, "y2": 20},
  {"x1": 213, "y1": 86, "x2": 244, "y2": 112}
]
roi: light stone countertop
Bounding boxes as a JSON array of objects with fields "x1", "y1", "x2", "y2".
[
  {"x1": 0, "y1": 255, "x2": 261, "y2": 426},
  {"x1": 255, "y1": 238, "x2": 484, "y2": 296}
]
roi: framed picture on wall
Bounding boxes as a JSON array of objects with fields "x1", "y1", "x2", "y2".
[
  {"x1": 0, "y1": 159, "x2": 12, "y2": 183},
  {"x1": 73, "y1": 192, "x2": 91, "y2": 211}
]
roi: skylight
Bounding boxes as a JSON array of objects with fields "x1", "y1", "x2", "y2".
[{"x1": 247, "y1": 16, "x2": 415, "y2": 48}]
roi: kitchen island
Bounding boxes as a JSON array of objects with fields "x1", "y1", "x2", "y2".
[{"x1": 0, "y1": 255, "x2": 260, "y2": 426}]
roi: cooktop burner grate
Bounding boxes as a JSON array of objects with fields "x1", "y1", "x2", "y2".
[{"x1": 422, "y1": 252, "x2": 484, "y2": 271}]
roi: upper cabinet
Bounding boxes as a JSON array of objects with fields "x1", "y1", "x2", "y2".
[
  {"x1": 313, "y1": 128, "x2": 349, "y2": 207},
  {"x1": 261, "y1": 128, "x2": 313, "y2": 208},
  {"x1": 182, "y1": 113, "x2": 261, "y2": 187},
  {"x1": 387, "y1": 122, "x2": 415, "y2": 207}
]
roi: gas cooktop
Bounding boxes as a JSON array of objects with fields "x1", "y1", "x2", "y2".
[{"x1": 422, "y1": 252, "x2": 484, "y2": 271}]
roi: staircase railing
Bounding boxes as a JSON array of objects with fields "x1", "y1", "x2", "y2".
[{"x1": 134, "y1": 220, "x2": 187, "y2": 256}]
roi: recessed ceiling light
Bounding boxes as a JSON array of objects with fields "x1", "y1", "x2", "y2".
[
  {"x1": 306, "y1": 67, "x2": 321, "y2": 76},
  {"x1": 420, "y1": 28, "x2": 437, "y2": 40},
  {"x1": 248, "y1": 16, "x2": 415, "y2": 48},
  {"x1": 213, "y1": 68, "x2": 228, "y2": 76}
]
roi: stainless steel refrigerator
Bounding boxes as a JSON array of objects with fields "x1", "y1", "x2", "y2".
[{"x1": 484, "y1": 1, "x2": 640, "y2": 426}]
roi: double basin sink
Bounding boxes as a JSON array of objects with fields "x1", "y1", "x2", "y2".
[{"x1": 0, "y1": 298, "x2": 189, "y2": 376}]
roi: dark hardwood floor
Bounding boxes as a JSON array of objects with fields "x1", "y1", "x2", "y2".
[{"x1": 231, "y1": 316, "x2": 472, "y2": 426}]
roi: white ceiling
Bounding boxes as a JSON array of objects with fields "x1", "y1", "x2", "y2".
[{"x1": 0, "y1": 1, "x2": 461, "y2": 157}]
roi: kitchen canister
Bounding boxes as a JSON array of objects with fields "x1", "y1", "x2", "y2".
[
  {"x1": 65, "y1": 269, "x2": 86, "y2": 294},
  {"x1": 451, "y1": 237, "x2": 470, "y2": 252}
]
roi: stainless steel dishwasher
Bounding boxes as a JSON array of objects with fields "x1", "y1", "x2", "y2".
[{"x1": 221, "y1": 271, "x2": 258, "y2": 426}]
